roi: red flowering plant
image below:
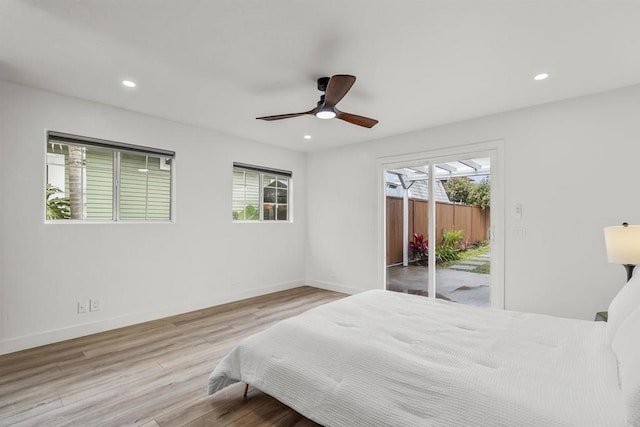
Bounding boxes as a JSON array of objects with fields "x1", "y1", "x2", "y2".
[{"x1": 409, "y1": 233, "x2": 429, "y2": 265}]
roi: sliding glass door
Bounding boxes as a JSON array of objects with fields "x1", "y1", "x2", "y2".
[{"x1": 383, "y1": 145, "x2": 502, "y2": 308}]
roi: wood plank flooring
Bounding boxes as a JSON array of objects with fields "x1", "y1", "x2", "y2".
[{"x1": 0, "y1": 286, "x2": 346, "y2": 426}]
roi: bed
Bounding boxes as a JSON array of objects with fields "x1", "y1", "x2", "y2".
[{"x1": 208, "y1": 286, "x2": 640, "y2": 426}]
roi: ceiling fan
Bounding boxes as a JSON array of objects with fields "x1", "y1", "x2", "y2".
[{"x1": 256, "y1": 74, "x2": 378, "y2": 128}]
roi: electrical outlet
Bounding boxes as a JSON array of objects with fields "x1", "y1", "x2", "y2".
[
  {"x1": 77, "y1": 300, "x2": 88, "y2": 314},
  {"x1": 90, "y1": 298, "x2": 101, "y2": 312},
  {"x1": 513, "y1": 227, "x2": 526, "y2": 240}
]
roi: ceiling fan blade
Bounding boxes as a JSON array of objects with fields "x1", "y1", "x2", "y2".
[
  {"x1": 256, "y1": 110, "x2": 314, "y2": 121},
  {"x1": 335, "y1": 109, "x2": 378, "y2": 128},
  {"x1": 323, "y1": 75, "x2": 356, "y2": 108}
]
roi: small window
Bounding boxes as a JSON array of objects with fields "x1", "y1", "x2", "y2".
[
  {"x1": 46, "y1": 131, "x2": 174, "y2": 221},
  {"x1": 232, "y1": 163, "x2": 291, "y2": 222}
]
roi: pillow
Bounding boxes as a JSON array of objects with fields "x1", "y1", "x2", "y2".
[
  {"x1": 607, "y1": 270, "x2": 640, "y2": 343},
  {"x1": 611, "y1": 304, "x2": 640, "y2": 425}
]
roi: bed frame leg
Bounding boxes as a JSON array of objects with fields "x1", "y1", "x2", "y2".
[{"x1": 243, "y1": 382, "x2": 249, "y2": 398}]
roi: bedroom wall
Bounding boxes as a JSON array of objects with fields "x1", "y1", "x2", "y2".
[
  {"x1": 0, "y1": 80, "x2": 307, "y2": 355},
  {"x1": 306, "y1": 84, "x2": 640, "y2": 320}
]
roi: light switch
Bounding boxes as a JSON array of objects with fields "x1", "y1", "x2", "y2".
[
  {"x1": 514, "y1": 203, "x2": 523, "y2": 220},
  {"x1": 513, "y1": 227, "x2": 526, "y2": 240}
]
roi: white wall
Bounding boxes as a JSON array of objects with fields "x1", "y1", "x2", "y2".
[
  {"x1": 3, "y1": 79, "x2": 639, "y2": 355},
  {"x1": 306, "y1": 84, "x2": 640, "y2": 320},
  {"x1": 0, "y1": 80, "x2": 307, "y2": 354}
]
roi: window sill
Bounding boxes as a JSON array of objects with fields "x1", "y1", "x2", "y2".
[
  {"x1": 45, "y1": 220, "x2": 175, "y2": 224},
  {"x1": 232, "y1": 220, "x2": 293, "y2": 224}
]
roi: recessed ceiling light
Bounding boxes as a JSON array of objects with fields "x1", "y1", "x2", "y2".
[
  {"x1": 304, "y1": 135, "x2": 312, "y2": 140},
  {"x1": 534, "y1": 73, "x2": 549, "y2": 81},
  {"x1": 122, "y1": 80, "x2": 137, "y2": 88}
]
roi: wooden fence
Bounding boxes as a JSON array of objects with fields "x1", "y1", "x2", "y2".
[{"x1": 386, "y1": 197, "x2": 490, "y2": 265}]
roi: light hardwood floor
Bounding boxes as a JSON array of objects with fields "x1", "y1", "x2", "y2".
[{"x1": 0, "y1": 286, "x2": 346, "y2": 426}]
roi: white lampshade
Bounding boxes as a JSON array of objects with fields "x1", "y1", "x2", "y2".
[{"x1": 604, "y1": 224, "x2": 640, "y2": 264}]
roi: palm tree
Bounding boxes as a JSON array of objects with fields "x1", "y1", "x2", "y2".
[
  {"x1": 68, "y1": 146, "x2": 84, "y2": 219},
  {"x1": 46, "y1": 184, "x2": 70, "y2": 219}
]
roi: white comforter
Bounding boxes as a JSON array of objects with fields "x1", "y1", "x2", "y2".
[{"x1": 208, "y1": 290, "x2": 625, "y2": 426}]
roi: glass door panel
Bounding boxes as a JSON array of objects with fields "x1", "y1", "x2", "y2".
[{"x1": 433, "y1": 158, "x2": 491, "y2": 307}]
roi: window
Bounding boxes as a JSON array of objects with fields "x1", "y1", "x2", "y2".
[
  {"x1": 46, "y1": 131, "x2": 174, "y2": 221},
  {"x1": 232, "y1": 163, "x2": 291, "y2": 221}
]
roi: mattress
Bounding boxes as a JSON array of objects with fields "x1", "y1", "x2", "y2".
[{"x1": 208, "y1": 290, "x2": 625, "y2": 426}]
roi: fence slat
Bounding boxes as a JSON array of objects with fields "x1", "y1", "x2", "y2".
[{"x1": 386, "y1": 197, "x2": 404, "y2": 265}]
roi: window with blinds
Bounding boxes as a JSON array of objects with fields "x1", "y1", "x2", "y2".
[
  {"x1": 46, "y1": 131, "x2": 174, "y2": 221},
  {"x1": 232, "y1": 163, "x2": 291, "y2": 222}
]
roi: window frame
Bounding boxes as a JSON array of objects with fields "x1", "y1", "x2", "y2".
[
  {"x1": 232, "y1": 163, "x2": 292, "y2": 223},
  {"x1": 45, "y1": 131, "x2": 175, "y2": 223}
]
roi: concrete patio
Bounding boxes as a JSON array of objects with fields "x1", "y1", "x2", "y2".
[{"x1": 386, "y1": 262, "x2": 490, "y2": 307}]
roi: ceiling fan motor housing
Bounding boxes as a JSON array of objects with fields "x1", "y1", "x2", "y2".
[{"x1": 317, "y1": 77, "x2": 330, "y2": 92}]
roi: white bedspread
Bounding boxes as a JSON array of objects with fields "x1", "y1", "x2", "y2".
[{"x1": 208, "y1": 290, "x2": 625, "y2": 426}]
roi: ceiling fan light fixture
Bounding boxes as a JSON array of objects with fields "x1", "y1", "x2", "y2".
[
  {"x1": 316, "y1": 109, "x2": 336, "y2": 120},
  {"x1": 256, "y1": 74, "x2": 377, "y2": 128}
]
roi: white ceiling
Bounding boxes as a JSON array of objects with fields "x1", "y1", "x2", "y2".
[{"x1": 2, "y1": 1, "x2": 640, "y2": 152}]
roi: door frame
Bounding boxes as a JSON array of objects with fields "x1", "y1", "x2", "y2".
[{"x1": 377, "y1": 139, "x2": 505, "y2": 309}]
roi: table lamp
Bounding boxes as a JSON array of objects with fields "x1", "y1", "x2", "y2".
[{"x1": 604, "y1": 222, "x2": 640, "y2": 281}]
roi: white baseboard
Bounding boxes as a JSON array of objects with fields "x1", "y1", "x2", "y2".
[
  {"x1": 0, "y1": 280, "x2": 304, "y2": 356},
  {"x1": 306, "y1": 279, "x2": 363, "y2": 295}
]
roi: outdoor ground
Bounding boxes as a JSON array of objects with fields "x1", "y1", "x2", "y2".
[{"x1": 386, "y1": 252, "x2": 490, "y2": 307}]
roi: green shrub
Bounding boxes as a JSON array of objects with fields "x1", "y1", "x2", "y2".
[
  {"x1": 434, "y1": 230, "x2": 464, "y2": 264},
  {"x1": 442, "y1": 230, "x2": 463, "y2": 249},
  {"x1": 233, "y1": 204, "x2": 260, "y2": 220},
  {"x1": 435, "y1": 245, "x2": 459, "y2": 263}
]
